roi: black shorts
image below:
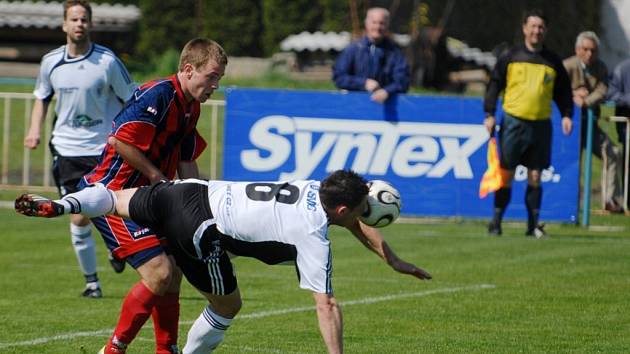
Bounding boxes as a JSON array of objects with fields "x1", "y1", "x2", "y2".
[
  {"x1": 129, "y1": 180, "x2": 298, "y2": 295},
  {"x1": 52, "y1": 155, "x2": 100, "y2": 196},
  {"x1": 499, "y1": 113, "x2": 552, "y2": 170},
  {"x1": 129, "y1": 180, "x2": 238, "y2": 295}
]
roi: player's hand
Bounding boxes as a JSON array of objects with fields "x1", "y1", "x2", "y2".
[
  {"x1": 24, "y1": 130, "x2": 40, "y2": 149},
  {"x1": 574, "y1": 87, "x2": 589, "y2": 98},
  {"x1": 370, "y1": 89, "x2": 389, "y2": 104},
  {"x1": 483, "y1": 115, "x2": 496, "y2": 136},
  {"x1": 391, "y1": 259, "x2": 432, "y2": 280},
  {"x1": 572, "y1": 95, "x2": 585, "y2": 108},
  {"x1": 562, "y1": 117, "x2": 573, "y2": 135},
  {"x1": 364, "y1": 78, "x2": 380, "y2": 92},
  {"x1": 148, "y1": 172, "x2": 168, "y2": 185}
]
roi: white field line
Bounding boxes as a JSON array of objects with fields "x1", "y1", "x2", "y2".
[
  {"x1": 229, "y1": 284, "x2": 495, "y2": 321},
  {"x1": 0, "y1": 329, "x2": 114, "y2": 349},
  {"x1": 8, "y1": 263, "x2": 414, "y2": 285},
  {"x1": 237, "y1": 271, "x2": 403, "y2": 284},
  {"x1": 10, "y1": 264, "x2": 403, "y2": 283},
  {"x1": 0, "y1": 284, "x2": 495, "y2": 349}
]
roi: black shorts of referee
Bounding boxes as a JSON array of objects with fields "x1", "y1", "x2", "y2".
[{"x1": 499, "y1": 112, "x2": 552, "y2": 171}]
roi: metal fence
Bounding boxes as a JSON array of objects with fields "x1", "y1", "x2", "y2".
[{"x1": 0, "y1": 92, "x2": 225, "y2": 192}]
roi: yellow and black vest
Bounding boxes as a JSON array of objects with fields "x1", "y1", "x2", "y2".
[{"x1": 484, "y1": 45, "x2": 573, "y2": 121}]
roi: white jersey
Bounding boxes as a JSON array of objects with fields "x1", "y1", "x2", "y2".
[
  {"x1": 208, "y1": 180, "x2": 332, "y2": 293},
  {"x1": 33, "y1": 44, "x2": 136, "y2": 156}
]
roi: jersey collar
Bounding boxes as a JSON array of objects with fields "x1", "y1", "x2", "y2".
[
  {"x1": 170, "y1": 74, "x2": 196, "y2": 117},
  {"x1": 170, "y1": 74, "x2": 188, "y2": 104},
  {"x1": 64, "y1": 43, "x2": 94, "y2": 62}
]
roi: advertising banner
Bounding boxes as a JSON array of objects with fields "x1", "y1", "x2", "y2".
[{"x1": 224, "y1": 88, "x2": 581, "y2": 222}]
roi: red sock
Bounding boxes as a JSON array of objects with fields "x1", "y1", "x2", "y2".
[
  {"x1": 112, "y1": 281, "x2": 158, "y2": 344},
  {"x1": 152, "y1": 292, "x2": 180, "y2": 354}
]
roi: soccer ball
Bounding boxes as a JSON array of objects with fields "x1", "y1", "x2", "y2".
[{"x1": 359, "y1": 180, "x2": 402, "y2": 228}]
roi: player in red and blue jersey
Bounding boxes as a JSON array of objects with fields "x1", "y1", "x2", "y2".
[
  {"x1": 79, "y1": 38, "x2": 227, "y2": 354},
  {"x1": 82, "y1": 75, "x2": 207, "y2": 259}
]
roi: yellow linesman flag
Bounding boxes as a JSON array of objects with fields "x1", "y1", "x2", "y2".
[{"x1": 479, "y1": 137, "x2": 504, "y2": 198}]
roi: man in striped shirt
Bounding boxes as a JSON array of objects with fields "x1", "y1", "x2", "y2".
[{"x1": 79, "y1": 38, "x2": 227, "y2": 354}]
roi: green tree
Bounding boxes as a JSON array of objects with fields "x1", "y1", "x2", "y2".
[
  {"x1": 91, "y1": 0, "x2": 138, "y2": 4},
  {"x1": 201, "y1": 0, "x2": 264, "y2": 57},
  {"x1": 424, "y1": 0, "x2": 602, "y2": 59},
  {"x1": 135, "y1": 0, "x2": 195, "y2": 62},
  {"x1": 262, "y1": 0, "x2": 323, "y2": 55},
  {"x1": 320, "y1": 0, "x2": 350, "y2": 32}
]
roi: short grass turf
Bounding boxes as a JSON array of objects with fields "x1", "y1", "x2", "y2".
[{"x1": 0, "y1": 207, "x2": 629, "y2": 353}]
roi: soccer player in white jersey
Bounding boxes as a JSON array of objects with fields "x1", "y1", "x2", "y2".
[
  {"x1": 16, "y1": 169, "x2": 432, "y2": 353},
  {"x1": 23, "y1": 0, "x2": 135, "y2": 298}
]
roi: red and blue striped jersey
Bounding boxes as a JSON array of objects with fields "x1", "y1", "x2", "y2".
[{"x1": 83, "y1": 75, "x2": 207, "y2": 190}]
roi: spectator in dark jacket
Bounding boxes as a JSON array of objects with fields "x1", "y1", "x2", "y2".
[
  {"x1": 332, "y1": 7, "x2": 410, "y2": 104},
  {"x1": 607, "y1": 58, "x2": 630, "y2": 209}
]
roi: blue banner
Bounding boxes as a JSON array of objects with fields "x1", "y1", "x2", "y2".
[{"x1": 224, "y1": 88, "x2": 581, "y2": 222}]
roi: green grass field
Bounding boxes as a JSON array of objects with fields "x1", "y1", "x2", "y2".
[
  {"x1": 1, "y1": 207, "x2": 629, "y2": 354},
  {"x1": 2, "y1": 82, "x2": 629, "y2": 353}
]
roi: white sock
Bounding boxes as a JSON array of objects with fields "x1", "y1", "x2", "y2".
[
  {"x1": 58, "y1": 184, "x2": 117, "y2": 217},
  {"x1": 70, "y1": 223, "x2": 98, "y2": 281},
  {"x1": 183, "y1": 306, "x2": 232, "y2": 354}
]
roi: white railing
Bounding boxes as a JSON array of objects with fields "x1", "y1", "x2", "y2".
[{"x1": 0, "y1": 92, "x2": 225, "y2": 191}]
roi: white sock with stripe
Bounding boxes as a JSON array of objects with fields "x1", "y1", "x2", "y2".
[
  {"x1": 183, "y1": 305, "x2": 232, "y2": 354},
  {"x1": 56, "y1": 184, "x2": 117, "y2": 217},
  {"x1": 70, "y1": 222, "x2": 98, "y2": 283}
]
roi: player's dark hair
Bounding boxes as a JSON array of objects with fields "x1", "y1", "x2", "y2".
[
  {"x1": 320, "y1": 170, "x2": 369, "y2": 210},
  {"x1": 63, "y1": 0, "x2": 92, "y2": 22},
  {"x1": 522, "y1": 8, "x2": 547, "y2": 26},
  {"x1": 179, "y1": 38, "x2": 228, "y2": 71}
]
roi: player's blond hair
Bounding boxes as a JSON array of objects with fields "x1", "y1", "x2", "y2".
[
  {"x1": 63, "y1": 0, "x2": 92, "y2": 22},
  {"x1": 178, "y1": 38, "x2": 228, "y2": 71}
]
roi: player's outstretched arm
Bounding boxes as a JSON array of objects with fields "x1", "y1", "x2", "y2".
[
  {"x1": 347, "y1": 220, "x2": 432, "y2": 280},
  {"x1": 313, "y1": 292, "x2": 343, "y2": 354}
]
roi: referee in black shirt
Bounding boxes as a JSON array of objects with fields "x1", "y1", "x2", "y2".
[{"x1": 483, "y1": 9, "x2": 573, "y2": 237}]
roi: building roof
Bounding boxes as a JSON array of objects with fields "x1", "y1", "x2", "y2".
[
  {"x1": 280, "y1": 31, "x2": 351, "y2": 52},
  {"x1": 280, "y1": 31, "x2": 496, "y2": 69},
  {"x1": 0, "y1": 1, "x2": 140, "y2": 31},
  {"x1": 280, "y1": 31, "x2": 412, "y2": 52},
  {"x1": 446, "y1": 37, "x2": 496, "y2": 69}
]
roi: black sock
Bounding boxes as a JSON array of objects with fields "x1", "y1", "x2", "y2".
[
  {"x1": 525, "y1": 185, "x2": 542, "y2": 230},
  {"x1": 85, "y1": 273, "x2": 99, "y2": 284},
  {"x1": 492, "y1": 187, "x2": 512, "y2": 224}
]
